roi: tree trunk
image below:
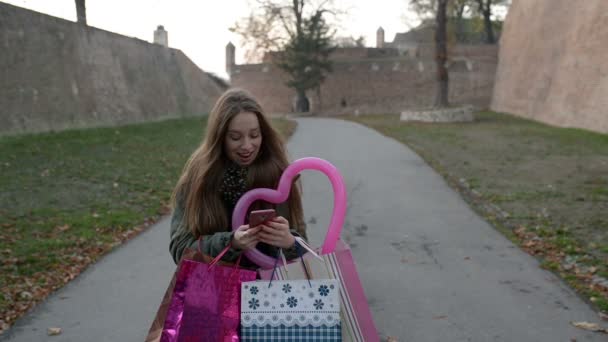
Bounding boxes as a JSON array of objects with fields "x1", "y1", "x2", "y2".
[
  {"x1": 295, "y1": 89, "x2": 309, "y2": 112},
  {"x1": 75, "y1": 0, "x2": 87, "y2": 25},
  {"x1": 476, "y1": 0, "x2": 496, "y2": 44},
  {"x1": 435, "y1": 0, "x2": 449, "y2": 108},
  {"x1": 455, "y1": 3, "x2": 466, "y2": 43},
  {"x1": 482, "y1": 7, "x2": 495, "y2": 44}
]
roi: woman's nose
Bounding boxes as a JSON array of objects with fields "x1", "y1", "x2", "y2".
[{"x1": 242, "y1": 137, "x2": 253, "y2": 149}]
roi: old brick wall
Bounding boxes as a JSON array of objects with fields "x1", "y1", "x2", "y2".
[
  {"x1": 0, "y1": 2, "x2": 225, "y2": 136},
  {"x1": 491, "y1": 0, "x2": 608, "y2": 133},
  {"x1": 231, "y1": 45, "x2": 497, "y2": 114}
]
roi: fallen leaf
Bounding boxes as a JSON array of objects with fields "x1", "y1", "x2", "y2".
[
  {"x1": 464, "y1": 257, "x2": 471, "y2": 260},
  {"x1": 386, "y1": 337, "x2": 398, "y2": 342},
  {"x1": 19, "y1": 291, "x2": 33, "y2": 300},
  {"x1": 570, "y1": 321, "x2": 608, "y2": 334},
  {"x1": 433, "y1": 315, "x2": 448, "y2": 320},
  {"x1": 600, "y1": 312, "x2": 608, "y2": 322},
  {"x1": 55, "y1": 224, "x2": 70, "y2": 232},
  {"x1": 47, "y1": 327, "x2": 62, "y2": 336}
]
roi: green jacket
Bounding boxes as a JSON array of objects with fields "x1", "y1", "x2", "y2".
[{"x1": 169, "y1": 198, "x2": 307, "y2": 266}]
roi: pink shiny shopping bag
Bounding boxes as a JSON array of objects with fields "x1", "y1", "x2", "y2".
[{"x1": 154, "y1": 244, "x2": 257, "y2": 342}]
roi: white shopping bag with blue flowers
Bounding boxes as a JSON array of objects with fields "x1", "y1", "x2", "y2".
[{"x1": 241, "y1": 278, "x2": 341, "y2": 341}]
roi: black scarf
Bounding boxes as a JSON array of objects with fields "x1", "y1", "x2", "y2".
[{"x1": 220, "y1": 162, "x2": 248, "y2": 211}]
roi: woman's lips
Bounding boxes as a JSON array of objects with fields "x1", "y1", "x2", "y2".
[{"x1": 238, "y1": 152, "x2": 253, "y2": 162}]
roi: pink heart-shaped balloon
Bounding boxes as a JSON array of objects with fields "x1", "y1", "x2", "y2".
[{"x1": 232, "y1": 157, "x2": 347, "y2": 268}]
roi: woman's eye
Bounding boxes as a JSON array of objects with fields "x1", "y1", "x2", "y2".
[
  {"x1": 251, "y1": 133, "x2": 260, "y2": 139},
  {"x1": 230, "y1": 135, "x2": 241, "y2": 141}
]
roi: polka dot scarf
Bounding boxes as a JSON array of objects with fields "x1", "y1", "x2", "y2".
[{"x1": 220, "y1": 162, "x2": 248, "y2": 210}]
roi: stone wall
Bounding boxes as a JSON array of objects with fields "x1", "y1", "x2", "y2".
[
  {"x1": 231, "y1": 45, "x2": 497, "y2": 115},
  {"x1": 0, "y1": 2, "x2": 225, "y2": 136},
  {"x1": 491, "y1": 0, "x2": 608, "y2": 133}
]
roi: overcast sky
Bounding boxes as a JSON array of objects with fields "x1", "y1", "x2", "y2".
[{"x1": 2, "y1": 0, "x2": 420, "y2": 79}]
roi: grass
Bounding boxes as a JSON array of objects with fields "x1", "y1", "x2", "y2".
[
  {"x1": 344, "y1": 111, "x2": 608, "y2": 314},
  {"x1": 0, "y1": 116, "x2": 296, "y2": 331}
]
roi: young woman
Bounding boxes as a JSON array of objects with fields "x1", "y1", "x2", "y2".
[{"x1": 169, "y1": 88, "x2": 307, "y2": 266}]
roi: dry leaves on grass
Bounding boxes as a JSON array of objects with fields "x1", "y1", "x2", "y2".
[
  {"x1": 0, "y1": 214, "x2": 163, "y2": 335},
  {"x1": 513, "y1": 225, "x2": 608, "y2": 300},
  {"x1": 570, "y1": 321, "x2": 608, "y2": 334}
]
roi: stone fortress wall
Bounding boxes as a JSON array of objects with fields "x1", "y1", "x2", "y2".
[
  {"x1": 0, "y1": 2, "x2": 225, "y2": 136},
  {"x1": 491, "y1": 0, "x2": 608, "y2": 133}
]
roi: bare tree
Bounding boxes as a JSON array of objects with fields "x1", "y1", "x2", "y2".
[
  {"x1": 410, "y1": 0, "x2": 450, "y2": 107},
  {"x1": 435, "y1": 0, "x2": 449, "y2": 107},
  {"x1": 453, "y1": 0, "x2": 471, "y2": 42},
  {"x1": 232, "y1": 1, "x2": 338, "y2": 112},
  {"x1": 473, "y1": 0, "x2": 509, "y2": 44},
  {"x1": 75, "y1": 0, "x2": 87, "y2": 25}
]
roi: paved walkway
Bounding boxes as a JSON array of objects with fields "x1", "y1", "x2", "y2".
[{"x1": 1, "y1": 118, "x2": 605, "y2": 341}]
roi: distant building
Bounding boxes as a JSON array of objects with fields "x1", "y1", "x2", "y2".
[{"x1": 228, "y1": 22, "x2": 499, "y2": 114}]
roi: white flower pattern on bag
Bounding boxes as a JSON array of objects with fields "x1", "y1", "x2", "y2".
[{"x1": 241, "y1": 280, "x2": 340, "y2": 328}]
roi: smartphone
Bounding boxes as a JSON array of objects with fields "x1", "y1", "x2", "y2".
[{"x1": 248, "y1": 209, "x2": 276, "y2": 227}]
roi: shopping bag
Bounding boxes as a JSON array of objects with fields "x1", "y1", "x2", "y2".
[
  {"x1": 145, "y1": 248, "x2": 200, "y2": 342},
  {"x1": 241, "y1": 279, "x2": 341, "y2": 341},
  {"x1": 259, "y1": 240, "x2": 379, "y2": 342},
  {"x1": 146, "y1": 243, "x2": 257, "y2": 342}
]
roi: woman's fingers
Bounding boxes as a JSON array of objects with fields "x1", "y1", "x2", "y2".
[
  {"x1": 233, "y1": 225, "x2": 262, "y2": 250},
  {"x1": 258, "y1": 231, "x2": 276, "y2": 241},
  {"x1": 260, "y1": 225, "x2": 287, "y2": 238},
  {"x1": 237, "y1": 224, "x2": 250, "y2": 231},
  {"x1": 264, "y1": 221, "x2": 289, "y2": 233},
  {"x1": 244, "y1": 226, "x2": 262, "y2": 236},
  {"x1": 271, "y1": 215, "x2": 288, "y2": 224},
  {"x1": 254, "y1": 221, "x2": 295, "y2": 248}
]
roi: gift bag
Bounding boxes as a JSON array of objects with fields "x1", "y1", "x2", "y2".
[
  {"x1": 259, "y1": 240, "x2": 379, "y2": 342},
  {"x1": 146, "y1": 243, "x2": 257, "y2": 342},
  {"x1": 241, "y1": 279, "x2": 341, "y2": 341}
]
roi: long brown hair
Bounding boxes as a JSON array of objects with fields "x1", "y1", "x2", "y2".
[{"x1": 171, "y1": 88, "x2": 305, "y2": 237}]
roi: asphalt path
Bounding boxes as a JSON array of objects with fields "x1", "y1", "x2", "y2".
[{"x1": 1, "y1": 117, "x2": 605, "y2": 341}]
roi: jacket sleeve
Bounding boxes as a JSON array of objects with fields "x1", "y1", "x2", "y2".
[{"x1": 169, "y1": 199, "x2": 243, "y2": 264}]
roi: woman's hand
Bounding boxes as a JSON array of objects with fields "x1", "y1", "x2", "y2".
[
  {"x1": 258, "y1": 216, "x2": 296, "y2": 249},
  {"x1": 232, "y1": 224, "x2": 261, "y2": 251}
]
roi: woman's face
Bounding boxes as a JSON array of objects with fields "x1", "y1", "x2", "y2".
[{"x1": 224, "y1": 111, "x2": 262, "y2": 166}]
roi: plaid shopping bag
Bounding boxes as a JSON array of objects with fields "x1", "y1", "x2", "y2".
[
  {"x1": 259, "y1": 240, "x2": 379, "y2": 342},
  {"x1": 241, "y1": 279, "x2": 341, "y2": 341}
]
